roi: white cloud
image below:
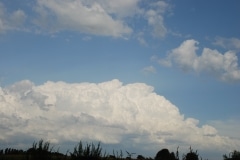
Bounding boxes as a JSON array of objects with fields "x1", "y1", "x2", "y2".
[
  {"x1": 33, "y1": 0, "x2": 133, "y2": 37},
  {"x1": 213, "y1": 37, "x2": 240, "y2": 51},
  {"x1": 209, "y1": 119, "x2": 240, "y2": 140},
  {"x1": 96, "y1": 0, "x2": 141, "y2": 18},
  {"x1": 0, "y1": 79, "x2": 239, "y2": 156},
  {"x1": 137, "y1": 32, "x2": 148, "y2": 46},
  {"x1": 144, "y1": 1, "x2": 168, "y2": 38},
  {"x1": 157, "y1": 39, "x2": 240, "y2": 82},
  {"x1": 0, "y1": 2, "x2": 27, "y2": 33},
  {"x1": 142, "y1": 66, "x2": 156, "y2": 74},
  {"x1": 0, "y1": 0, "x2": 169, "y2": 39},
  {"x1": 33, "y1": 0, "x2": 169, "y2": 38}
]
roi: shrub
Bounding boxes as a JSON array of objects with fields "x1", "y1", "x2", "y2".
[
  {"x1": 70, "y1": 141, "x2": 103, "y2": 160},
  {"x1": 182, "y1": 147, "x2": 199, "y2": 160},
  {"x1": 26, "y1": 139, "x2": 53, "y2": 160},
  {"x1": 155, "y1": 148, "x2": 176, "y2": 160},
  {"x1": 223, "y1": 150, "x2": 240, "y2": 160}
]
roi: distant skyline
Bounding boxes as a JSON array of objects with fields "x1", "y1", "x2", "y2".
[{"x1": 0, "y1": 0, "x2": 240, "y2": 159}]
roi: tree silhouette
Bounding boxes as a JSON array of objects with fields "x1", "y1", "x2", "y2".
[
  {"x1": 26, "y1": 139, "x2": 53, "y2": 160},
  {"x1": 137, "y1": 154, "x2": 145, "y2": 160},
  {"x1": 183, "y1": 147, "x2": 199, "y2": 160},
  {"x1": 70, "y1": 141, "x2": 102, "y2": 160},
  {"x1": 223, "y1": 150, "x2": 240, "y2": 160},
  {"x1": 155, "y1": 149, "x2": 176, "y2": 160}
]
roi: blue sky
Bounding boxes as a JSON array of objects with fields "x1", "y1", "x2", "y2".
[{"x1": 1, "y1": 0, "x2": 240, "y2": 159}]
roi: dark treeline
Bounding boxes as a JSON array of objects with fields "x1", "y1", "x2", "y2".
[{"x1": 0, "y1": 139, "x2": 239, "y2": 160}]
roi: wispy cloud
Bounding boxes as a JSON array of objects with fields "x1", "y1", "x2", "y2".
[
  {"x1": 144, "y1": 1, "x2": 168, "y2": 38},
  {"x1": 0, "y1": 0, "x2": 170, "y2": 39},
  {"x1": 0, "y1": 2, "x2": 27, "y2": 33},
  {"x1": 213, "y1": 37, "x2": 240, "y2": 51},
  {"x1": 0, "y1": 79, "x2": 239, "y2": 154},
  {"x1": 156, "y1": 39, "x2": 240, "y2": 82},
  {"x1": 33, "y1": 0, "x2": 169, "y2": 38},
  {"x1": 33, "y1": 0, "x2": 133, "y2": 37},
  {"x1": 142, "y1": 66, "x2": 156, "y2": 74}
]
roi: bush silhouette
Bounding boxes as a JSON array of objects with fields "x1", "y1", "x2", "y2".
[
  {"x1": 182, "y1": 147, "x2": 199, "y2": 160},
  {"x1": 137, "y1": 154, "x2": 145, "y2": 160},
  {"x1": 70, "y1": 141, "x2": 102, "y2": 160},
  {"x1": 223, "y1": 150, "x2": 240, "y2": 160},
  {"x1": 26, "y1": 139, "x2": 53, "y2": 160},
  {"x1": 0, "y1": 139, "x2": 239, "y2": 160},
  {"x1": 155, "y1": 149, "x2": 176, "y2": 160}
]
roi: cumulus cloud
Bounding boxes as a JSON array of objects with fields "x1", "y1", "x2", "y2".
[
  {"x1": 0, "y1": 1, "x2": 169, "y2": 39},
  {"x1": 32, "y1": 0, "x2": 169, "y2": 38},
  {"x1": 0, "y1": 2, "x2": 27, "y2": 33},
  {"x1": 33, "y1": 0, "x2": 133, "y2": 37},
  {"x1": 209, "y1": 119, "x2": 240, "y2": 140},
  {"x1": 156, "y1": 39, "x2": 240, "y2": 82},
  {"x1": 0, "y1": 79, "x2": 239, "y2": 155}
]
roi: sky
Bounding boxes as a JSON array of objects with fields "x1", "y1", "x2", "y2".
[{"x1": 0, "y1": 0, "x2": 240, "y2": 159}]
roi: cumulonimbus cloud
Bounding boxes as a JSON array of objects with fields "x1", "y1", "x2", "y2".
[
  {"x1": 156, "y1": 39, "x2": 240, "y2": 82},
  {"x1": 0, "y1": 79, "x2": 239, "y2": 155}
]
